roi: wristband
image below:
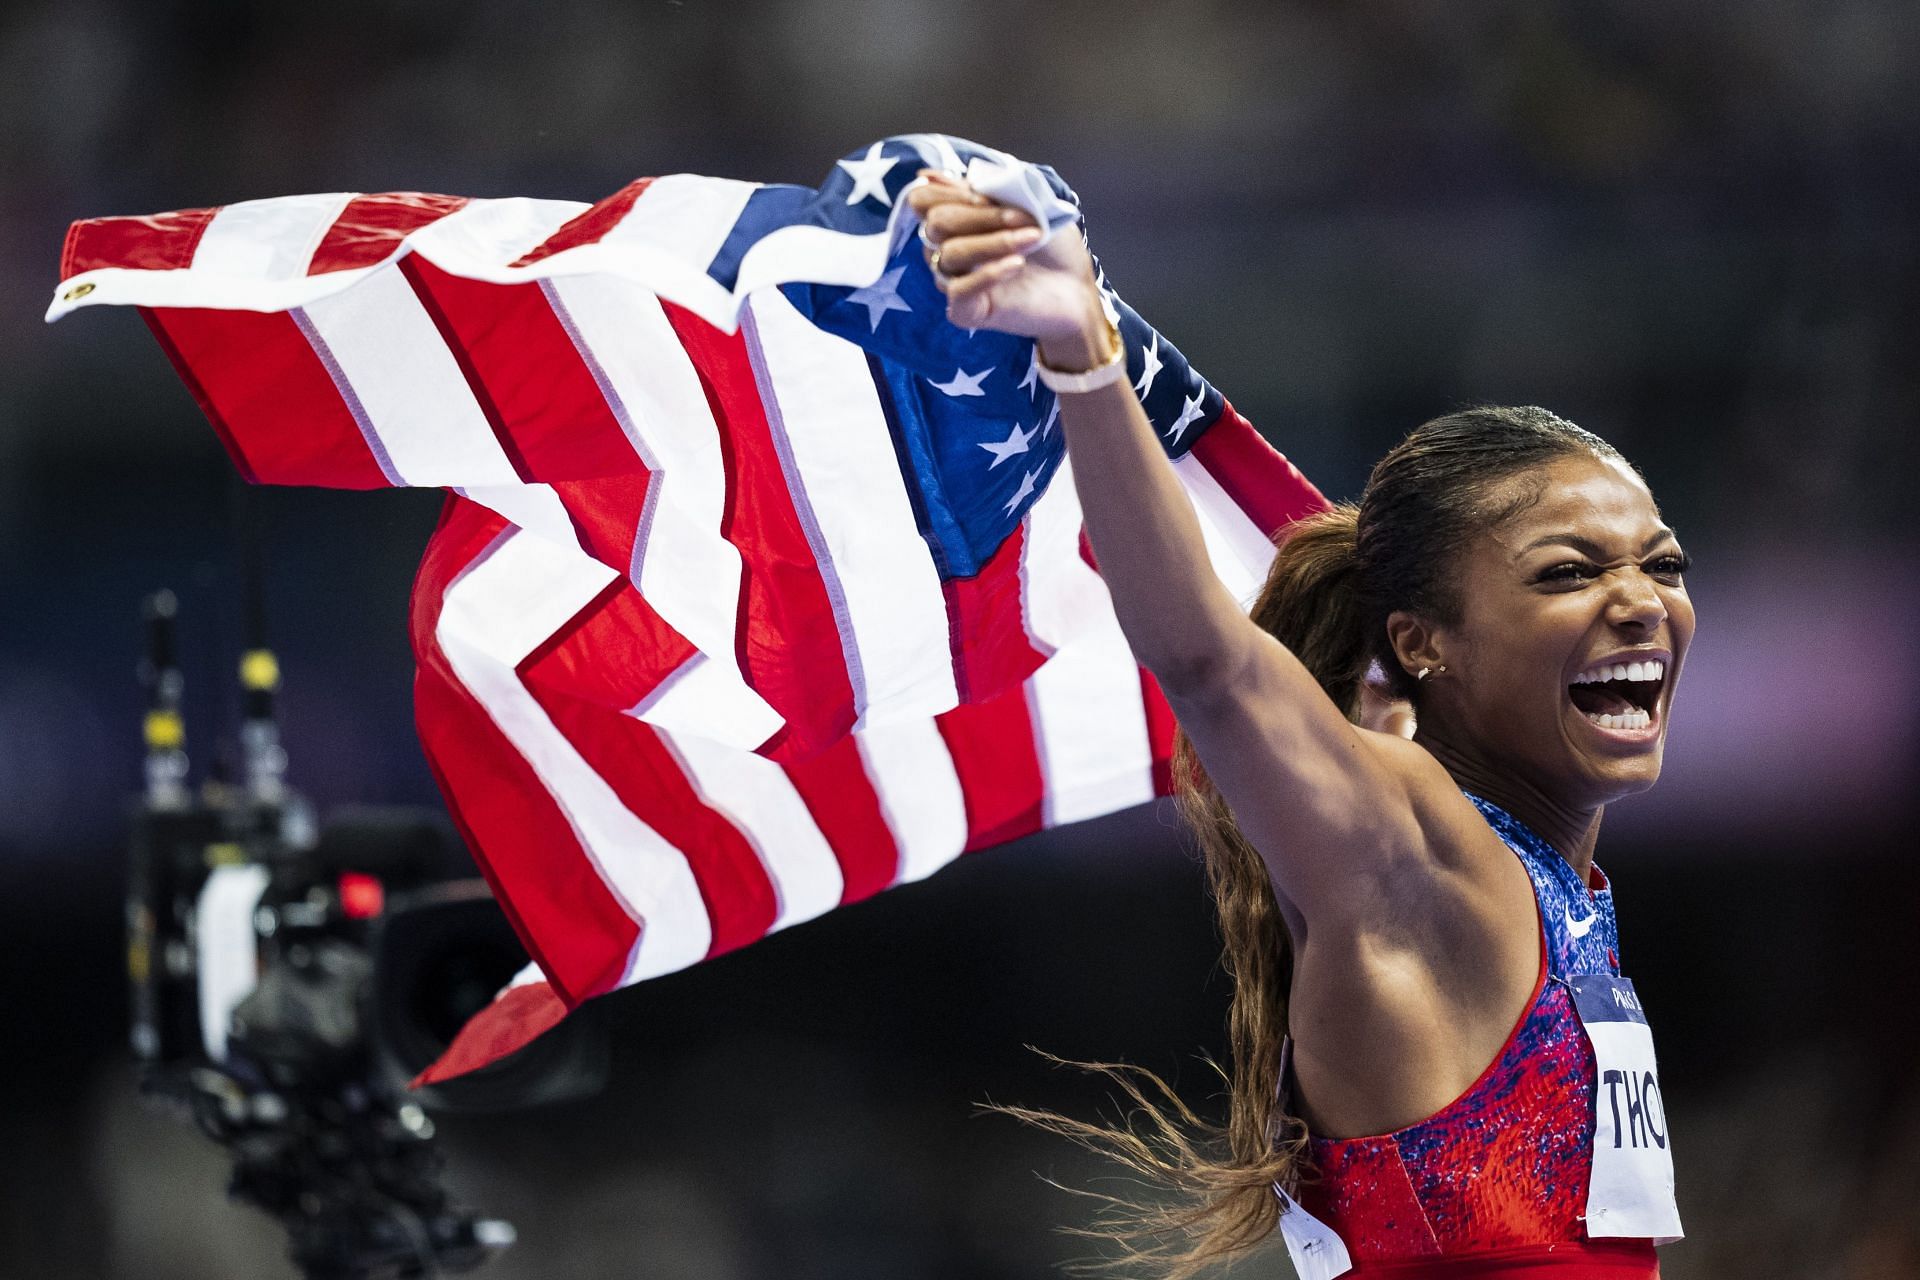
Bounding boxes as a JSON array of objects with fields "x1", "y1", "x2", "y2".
[{"x1": 1035, "y1": 315, "x2": 1126, "y2": 394}]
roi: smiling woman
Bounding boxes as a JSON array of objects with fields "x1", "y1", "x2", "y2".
[{"x1": 910, "y1": 172, "x2": 1695, "y2": 1278}]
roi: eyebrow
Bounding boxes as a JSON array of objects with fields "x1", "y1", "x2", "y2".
[{"x1": 1519, "y1": 528, "x2": 1678, "y2": 558}]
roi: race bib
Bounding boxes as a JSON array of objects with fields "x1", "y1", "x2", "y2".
[
  {"x1": 1570, "y1": 975, "x2": 1683, "y2": 1243},
  {"x1": 1273, "y1": 1183, "x2": 1352, "y2": 1280}
]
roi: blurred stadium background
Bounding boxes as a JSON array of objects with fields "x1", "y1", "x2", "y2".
[{"x1": 1, "y1": 2, "x2": 1916, "y2": 1276}]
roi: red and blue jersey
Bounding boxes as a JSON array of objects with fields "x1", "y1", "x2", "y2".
[{"x1": 1293, "y1": 796, "x2": 1662, "y2": 1277}]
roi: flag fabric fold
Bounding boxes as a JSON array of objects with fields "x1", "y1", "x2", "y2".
[{"x1": 52, "y1": 135, "x2": 1328, "y2": 1079}]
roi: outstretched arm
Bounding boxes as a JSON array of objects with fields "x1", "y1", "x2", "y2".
[{"x1": 908, "y1": 176, "x2": 1439, "y2": 916}]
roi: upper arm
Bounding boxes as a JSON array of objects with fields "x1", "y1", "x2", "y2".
[{"x1": 1161, "y1": 623, "x2": 1459, "y2": 925}]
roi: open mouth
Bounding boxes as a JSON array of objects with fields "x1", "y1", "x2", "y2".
[{"x1": 1567, "y1": 658, "x2": 1665, "y2": 734}]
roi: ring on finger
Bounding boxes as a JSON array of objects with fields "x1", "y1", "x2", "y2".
[{"x1": 928, "y1": 243, "x2": 949, "y2": 277}]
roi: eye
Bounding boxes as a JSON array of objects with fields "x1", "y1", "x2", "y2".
[
  {"x1": 1537, "y1": 561, "x2": 1597, "y2": 585},
  {"x1": 1646, "y1": 551, "x2": 1692, "y2": 581}
]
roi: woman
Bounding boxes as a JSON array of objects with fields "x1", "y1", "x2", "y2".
[{"x1": 907, "y1": 172, "x2": 1693, "y2": 1278}]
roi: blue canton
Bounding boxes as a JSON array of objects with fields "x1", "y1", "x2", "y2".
[{"x1": 704, "y1": 133, "x2": 1228, "y2": 579}]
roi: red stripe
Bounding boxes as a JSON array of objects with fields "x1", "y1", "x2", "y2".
[
  {"x1": 514, "y1": 177, "x2": 655, "y2": 268},
  {"x1": 140, "y1": 307, "x2": 390, "y2": 489},
  {"x1": 513, "y1": 577, "x2": 697, "y2": 748},
  {"x1": 394, "y1": 255, "x2": 536, "y2": 482},
  {"x1": 661, "y1": 301, "x2": 857, "y2": 765},
  {"x1": 61, "y1": 207, "x2": 218, "y2": 279},
  {"x1": 413, "y1": 979, "x2": 568, "y2": 1087},
  {"x1": 1138, "y1": 668, "x2": 1178, "y2": 796},
  {"x1": 935, "y1": 683, "x2": 1046, "y2": 852},
  {"x1": 942, "y1": 521, "x2": 1049, "y2": 704},
  {"x1": 524, "y1": 684, "x2": 779, "y2": 959},
  {"x1": 410, "y1": 498, "x2": 640, "y2": 1004},
  {"x1": 547, "y1": 474, "x2": 650, "y2": 579},
  {"x1": 1188, "y1": 400, "x2": 1330, "y2": 539},
  {"x1": 309, "y1": 192, "x2": 470, "y2": 274},
  {"x1": 396, "y1": 256, "x2": 644, "y2": 484},
  {"x1": 783, "y1": 737, "x2": 901, "y2": 903}
]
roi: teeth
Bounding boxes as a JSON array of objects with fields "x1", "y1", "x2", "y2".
[
  {"x1": 1585, "y1": 708, "x2": 1652, "y2": 731},
  {"x1": 1572, "y1": 658, "x2": 1665, "y2": 685}
]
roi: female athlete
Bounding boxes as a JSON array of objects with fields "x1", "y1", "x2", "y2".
[{"x1": 907, "y1": 172, "x2": 1694, "y2": 1278}]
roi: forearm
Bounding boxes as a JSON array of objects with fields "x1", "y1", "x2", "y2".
[{"x1": 1043, "y1": 324, "x2": 1251, "y2": 690}]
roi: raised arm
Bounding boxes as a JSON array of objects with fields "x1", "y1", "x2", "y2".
[{"x1": 908, "y1": 176, "x2": 1444, "y2": 918}]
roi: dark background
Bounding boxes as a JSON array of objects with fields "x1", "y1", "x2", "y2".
[{"x1": 2, "y1": 2, "x2": 1917, "y2": 1277}]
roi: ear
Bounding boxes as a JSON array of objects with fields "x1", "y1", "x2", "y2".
[{"x1": 1385, "y1": 609, "x2": 1444, "y2": 683}]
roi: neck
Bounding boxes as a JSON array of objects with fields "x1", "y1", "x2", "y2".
[{"x1": 1414, "y1": 727, "x2": 1603, "y2": 880}]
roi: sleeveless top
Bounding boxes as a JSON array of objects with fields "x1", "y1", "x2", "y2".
[{"x1": 1291, "y1": 796, "x2": 1660, "y2": 1277}]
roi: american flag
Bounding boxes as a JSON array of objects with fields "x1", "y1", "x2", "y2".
[{"x1": 50, "y1": 134, "x2": 1327, "y2": 1079}]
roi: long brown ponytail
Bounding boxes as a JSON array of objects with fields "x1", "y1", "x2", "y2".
[{"x1": 1002, "y1": 408, "x2": 1622, "y2": 1276}]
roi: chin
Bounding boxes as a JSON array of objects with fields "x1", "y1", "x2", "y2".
[
  {"x1": 1596, "y1": 760, "x2": 1665, "y2": 804},
  {"x1": 1556, "y1": 714, "x2": 1672, "y2": 807},
  {"x1": 1574, "y1": 738, "x2": 1670, "y2": 805}
]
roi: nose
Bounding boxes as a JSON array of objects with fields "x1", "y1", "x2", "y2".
[{"x1": 1606, "y1": 568, "x2": 1668, "y2": 633}]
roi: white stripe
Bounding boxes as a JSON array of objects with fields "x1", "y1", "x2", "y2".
[
  {"x1": 436, "y1": 529, "x2": 712, "y2": 984},
  {"x1": 1015, "y1": 456, "x2": 1155, "y2": 825},
  {"x1": 458, "y1": 482, "x2": 585, "y2": 553},
  {"x1": 658, "y1": 729, "x2": 844, "y2": 932},
  {"x1": 1019, "y1": 456, "x2": 1116, "y2": 655},
  {"x1": 1173, "y1": 454, "x2": 1276, "y2": 608},
  {"x1": 625, "y1": 651, "x2": 783, "y2": 750},
  {"x1": 603, "y1": 174, "x2": 760, "y2": 271},
  {"x1": 192, "y1": 194, "x2": 355, "y2": 280},
  {"x1": 854, "y1": 717, "x2": 968, "y2": 885},
  {"x1": 403, "y1": 195, "x2": 595, "y2": 273},
  {"x1": 733, "y1": 225, "x2": 895, "y2": 298},
  {"x1": 543, "y1": 272, "x2": 782, "y2": 751},
  {"x1": 1026, "y1": 634, "x2": 1156, "y2": 827},
  {"x1": 743, "y1": 290, "x2": 958, "y2": 725},
  {"x1": 300, "y1": 266, "x2": 522, "y2": 487}
]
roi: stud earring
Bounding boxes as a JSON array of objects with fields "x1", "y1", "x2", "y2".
[{"x1": 1416, "y1": 664, "x2": 1448, "y2": 681}]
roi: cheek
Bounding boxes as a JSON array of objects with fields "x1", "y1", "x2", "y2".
[
  {"x1": 1462, "y1": 606, "x2": 1586, "y2": 722},
  {"x1": 1457, "y1": 627, "x2": 1560, "y2": 720},
  {"x1": 1670, "y1": 592, "x2": 1698, "y2": 650}
]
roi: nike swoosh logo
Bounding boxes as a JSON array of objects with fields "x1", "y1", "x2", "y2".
[{"x1": 1564, "y1": 905, "x2": 1599, "y2": 939}]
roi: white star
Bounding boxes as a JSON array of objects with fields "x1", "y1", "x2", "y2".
[
  {"x1": 1164, "y1": 391, "x2": 1207, "y2": 445},
  {"x1": 844, "y1": 266, "x2": 912, "y2": 332},
  {"x1": 1017, "y1": 344, "x2": 1041, "y2": 398},
  {"x1": 977, "y1": 421, "x2": 1035, "y2": 469},
  {"x1": 1002, "y1": 468, "x2": 1040, "y2": 515},
  {"x1": 930, "y1": 367, "x2": 990, "y2": 397},
  {"x1": 1133, "y1": 330, "x2": 1163, "y2": 398},
  {"x1": 1039, "y1": 398, "x2": 1060, "y2": 438},
  {"x1": 837, "y1": 141, "x2": 897, "y2": 208}
]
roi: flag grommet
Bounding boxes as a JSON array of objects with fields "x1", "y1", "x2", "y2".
[{"x1": 64, "y1": 282, "x2": 95, "y2": 301}]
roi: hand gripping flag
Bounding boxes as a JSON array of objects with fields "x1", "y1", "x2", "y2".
[{"x1": 51, "y1": 135, "x2": 1327, "y2": 1080}]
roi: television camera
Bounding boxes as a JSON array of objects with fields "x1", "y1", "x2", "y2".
[{"x1": 127, "y1": 586, "x2": 609, "y2": 1279}]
